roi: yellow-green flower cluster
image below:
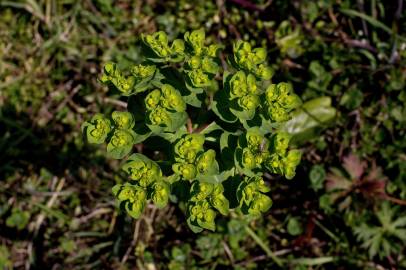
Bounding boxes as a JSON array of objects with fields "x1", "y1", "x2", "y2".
[
  {"x1": 113, "y1": 183, "x2": 147, "y2": 219},
  {"x1": 141, "y1": 31, "x2": 185, "y2": 62},
  {"x1": 111, "y1": 111, "x2": 135, "y2": 130},
  {"x1": 122, "y1": 155, "x2": 162, "y2": 187},
  {"x1": 106, "y1": 111, "x2": 137, "y2": 159},
  {"x1": 266, "y1": 132, "x2": 302, "y2": 179},
  {"x1": 187, "y1": 181, "x2": 229, "y2": 232},
  {"x1": 237, "y1": 176, "x2": 272, "y2": 216},
  {"x1": 229, "y1": 71, "x2": 261, "y2": 113},
  {"x1": 131, "y1": 64, "x2": 156, "y2": 82},
  {"x1": 108, "y1": 129, "x2": 134, "y2": 148},
  {"x1": 100, "y1": 62, "x2": 135, "y2": 94},
  {"x1": 115, "y1": 154, "x2": 170, "y2": 218},
  {"x1": 100, "y1": 62, "x2": 156, "y2": 95},
  {"x1": 145, "y1": 84, "x2": 186, "y2": 127},
  {"x1": 184, "y1": 29, "x2": 220, "y2": 88},
  {"x1": 275, "y1": 20, "x2": 304, "y2": 59},
  {"x1": 239, "y1": 129, "x2": 270, "y2": 171},
  {"x1": 233, "y1": 41, "x2": 273, "y2": 80},
  {"x1": 172, "y1": 134, "x2": 217, "y2": 180},
  {"x1": 83, "y1": 114, "x2": 111, "y2": 144},
  {"x1": 265, "y1": 82, "x2": 301, "y2": 122}
]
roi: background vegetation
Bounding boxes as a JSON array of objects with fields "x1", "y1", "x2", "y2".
[{"x1": 0, "y1": 0, "x2": 405, "y2": 269}]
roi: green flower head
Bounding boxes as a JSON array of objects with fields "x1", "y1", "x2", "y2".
[
  {"x1": 196, "y1": 149, "x2": 216, "y2": 174},
  {"x1": 207, "y1": 44, "x2": 222, "y2": 57},
  {"x1": 151, "y1": 181, "x2": 170, "y2": 208},
  {"x1": 160, "y1": 84, "x2": 186, "y2": 112},
  {"x1": 255, "y1": 64, "x2": 274, "y2": 80},
  {"x1": 145, "y1": 89, "x2": 161, "y2": 110},
  {"x1": 230, "y1": 71, "x2": 248, "y2": 99},
  {"x1": 242, "y1": 148, "x2": 256, "y2": 169},
  {"x1": 191, "y1": 181, "x2": 214, "y2": 201},
  {"x1": 148, "y1": 106, "x2": 171, "y2": 126},
  {"x1": 184, "y1": 28, "x2": 205, "y2": 54},
  {"x1": 123, "y1": 160, "x2": 161, "y2": 187},
  {"x1": 267, "y1": 103, "x2": 290, "y2": 122},
  {"x1": 112, "y1": 111, "x2": 135, "y2": 130},
  {"x1": 188, "y1": 55, "x2": 202, "y2": 69},
  {"x1": 233, "y1": 41, "x2": 268, "y2": 74},
  {"x1": 188, "y1": 200, "x2": 216, "y2": 231},
  {"x1": 174, "y1": 134, "x2": 205, "y2": 162},
  {"x1": 252, "y1": 48, "x2": 267, "y2": 64},
  {"x1": 116, "y1": 184, "x2": 146, "y2": 203},
  {"x1": 113, "y1": 184, "x2": 147, "y2": 219},
  {"x1": 238, "y1": 94, "x2": 259, "y2": 111},
  {"x1": 201, "y1": 57, "x2": 219, "y2": 75},
  {"x1": 279, "y1": 92, "x2": 301, "y2": 110},
  {"x1": 100, "y1": 62, "x2": 136, "y2": 94},
  {"x1": 172, "y1": 163, "x2": 197, "y2": 180},
  {"x1": 283, "y1": 165, "x2": 297, "y2": 180},
  {"x1": 246, "y1": 131, "x2": 268, "y2": 153},
  {"x1": 171, "y1": 39, "x2": 185, "y2": 54},
  {"x1": 272, "y1": 132, "x2": 291, "y2": 155},
  {"x1": 285, "y1": 149, "x2": 302, "y2": 167},
  {"x1": 246, "y1": 74, "x2": 259, "y2": 95},
  {"x1": 142, "y1": 31, "x2": 171, "y2": 57},
  {"x1": 100, "y1": 62, "x2": 119, "y2": 84},
  {"x1": 85, "y1": 114, "x2": 111, "y2": 144},
  {"x1": 266, "y1": 153, "x2": 282, "y2": 174},
  {"x1": 109, "y1": 129, "x2": 134, "y2": 148},
  {"x1": 265, "y1": 84, "x2": 279, "y2": 103},
  {"x1": 187, "y1": 69, "x2": 210, "y2": 88},
  {"x1": 248, "y1": 193, "x2": 272, "y2": 215},
  {"x1": 237, "y1": 176, "x2": 272, "y2": 216},
  {"x1": 131, "y1": 64, "x2": 156, "y2": 80}
]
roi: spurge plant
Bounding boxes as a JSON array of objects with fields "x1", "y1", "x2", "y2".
[{"x1": 82, "y1": 29, "x2": 302, "y2": 232}]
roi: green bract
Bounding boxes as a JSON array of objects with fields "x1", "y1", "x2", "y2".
[
  {"x1": 112, "y1": 183, "x2": 147, "y2": 219},
  {"x1": 141, "y1": 31, "x2": 185, "y2": 62},
  {"x1": 187, "y1": 181, "x2": 229, "y2": 232},
  {"x1": 145, "y1": 84, "x2": 187, "y2": 133},
  {"x1": 265, "y1": 83, "x2": 301, "y2": 122},
  {"x1": 183, "y1": 29, "x2": 221, "y2": 90},
  {"x1": 233, "y1": 41, "x2": 273, "y2": 80},
  {"x1": 172, "y1": 134, "x2": 220, "y2": 186},
  {"x1": 83, "y1": 29, "x2": 305, "y2": 233},
  {"x1": 100, "y1": 62, "x2": 158, "y2": 95},
  {"x1": 237, "y1": 176, "x2": 272, "y2": 217},
  {"x1": 82, "y1": 114, "x2": 111, "y2": 144},
  {"x1": 107, "y1": 129, "x2": 136, "y2": 159},
  {"x1": 112, "y1": 111, "x2": 135, "y2": 130}
]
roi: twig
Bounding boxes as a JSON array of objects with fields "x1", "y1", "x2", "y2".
[
  {"x1": 187, "y1": 118, "x2": 193, "y2": 133},
  {"x1": 103, "y1": 97, "x2": 128, "y2": 108},
  {"x1": 222, "y1": 241, "x2": 235, "y2": 265},
  {"x1": 121, "y1": 219, "x2": 142, "y2": 264},
  {"x1": 33, "y1": 177, "x2": 65, "y2": 236}
]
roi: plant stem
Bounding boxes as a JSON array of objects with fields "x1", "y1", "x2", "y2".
[{"x1": 245, "y1": 226, "x2": 283, "y2": 267}]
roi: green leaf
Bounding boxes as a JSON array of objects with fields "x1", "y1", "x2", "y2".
[
  {"x1": 340, "y1": 9, "x2": 394, "y2": 37},
  {"x1": 211, "y1": 73, "x2": 238, "y2": 123},
  {"x1": 287, "y1": 217, "x2": 303, "y2": 236},
  {"x1": 309, "y1": 165, "x2": 326, "y2": 190},
  {"x1": 187, "y1": 217, "x2": 204, "y2": 233},
  {"x1": 282, "y1": 97, "x2": 336, "y2": 145}
]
